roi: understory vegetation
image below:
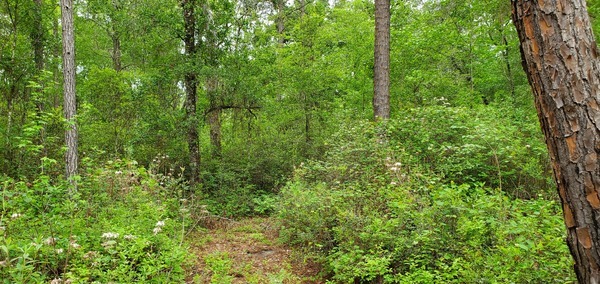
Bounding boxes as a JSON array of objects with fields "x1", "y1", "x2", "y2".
[
  {"x1": 279, "y1": 113, "x2": 573, "y2": 283},
  {"x1": 2, "y1": 0, "x2": 596, "y2": 282},
  {"x1": 0, "y1": 160, "x2": 194, "y2": 283}
]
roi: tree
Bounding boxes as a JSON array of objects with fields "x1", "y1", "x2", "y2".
[
  {"x1": 373, "y1": 0, "x2": 390, "y2": 120},
  {"x1": 512, "y1": 0, "x2": 600, "y2": 281},
  {"x1": 182, "y1": 0, "x2": 201, "y2": 186},
  {"x1": 60, "y1": 0, "x2": 78, "y2": 186}
]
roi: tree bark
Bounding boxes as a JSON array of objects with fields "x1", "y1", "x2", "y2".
[
  {"x1": 206, "y1": 76, "x2": 222, "y2": 157},
  {"x1": 112, "y1": 31, "x2": 122, "y2": 72},
  {"x1": 373, "y1": 0, "x2": 390, "y2": 120},
  {"x1": 111, "y1": 0, "x2": 122, "y2": 72},
  {"x1": 182, "y1": 0, "x2": 201, "y2": 186},
  {"x1": 32, "y1": 0, "x2": 44, "y2": 72},
  {"x1": 512, "y1": 0, "x2": 600, "y2": 282},
  {"x1": 60, "y1": 0, "x2": 78, "y2": 187},
  {"x1": 274, "y1": 0, "x2": 285, "y2": 45}
]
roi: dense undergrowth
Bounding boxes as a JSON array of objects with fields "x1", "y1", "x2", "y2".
[
  {"x1": 0, "y1": 105, "x2": 576, "y2": 283},
  {"x1": 278, "y1": 106, "x2": 575, "y2": 283},
  {"x1": 0, "y1": 159, "x2": 196, "y2": 283}
]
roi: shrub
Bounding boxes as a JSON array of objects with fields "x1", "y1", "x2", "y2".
[
  {"x1": 0, "y1": 159, "x2": 194, "y2": 283},
  {"x1": 278, "y1": 118, "x2": 574, "y2": 283}
]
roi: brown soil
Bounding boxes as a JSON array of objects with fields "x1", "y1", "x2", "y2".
[{"x1": 186, "y1": 217, "x2": 324, "y2": 284}]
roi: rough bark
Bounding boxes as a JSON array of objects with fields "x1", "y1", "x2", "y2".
[
  {"x1": 373, "y1": 0, "x2": 390, "y2": 120},
  {"x1": 512, "y1": 0, "x2": 600, "y2": 282},
  {"x1": 60, "y1": 0, "x2": 78, "y2": 187},
  {"x1": 182, "y1": 0, "x2": 201, "y2": 186}
]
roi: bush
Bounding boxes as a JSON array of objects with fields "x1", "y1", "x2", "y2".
[
  {"x1": 278, "y1": 118, "x2": 574, "y2": 283},
  {"x1": 388, "y1": 105, "x2": 553, "y2": 197},
  {"x1": 0, "y1": 159, "x2": 194, "y2": 283}
]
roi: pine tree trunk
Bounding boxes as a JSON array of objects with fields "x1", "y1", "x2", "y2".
[
  {"x1": 373, "y1": 0, "x2": 390, "y2": 120},
  {"x1": 182, "y1": 0, "x2": 201, "y2": 186},
  {"x1": 512, "y1": 0, "x2": 600, "y2": 282},
  {"x1": 60, "y1": 0, "x2": 78, "y2": 187}
]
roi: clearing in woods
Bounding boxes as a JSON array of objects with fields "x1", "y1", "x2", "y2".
[{"x1": 186, "y1": 217, "x2": 323, "y2": 283}]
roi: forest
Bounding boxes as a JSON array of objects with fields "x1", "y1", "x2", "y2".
[{"x1": 2, "y1": 0, "x2": 600, "y2": 282}]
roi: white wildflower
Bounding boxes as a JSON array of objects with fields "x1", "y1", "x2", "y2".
[
  {"x1": 124, "y1": 234, "x2": 136, "y2": 240},
  {"x1": 56, "y1": 248, "x2": 64, "y2": 254},
  {"x1": 70, "y1": 241, "x2": 81, "y2": 249},
  {"x1": 83, "y1": 251, "x2": 98, "y2": 259},
  {"x1": 155, "y1": 220, "x2": 165, "y2": 227},
  {"x1": 390, "y1": 181, "x2": 398, "y2": 186},
  {"x1": 394, "y1": 162, "x2": 402, "y2": 167},
  {"x1": 44, "y1": 237, "x2": 57, "y2": 245},
  {"x1": 101, "y1": 232, "x2": 119, "y2": 239},
  {"x1": 153, "y1": 227, "x2": 162, "y2": 235},
  {"x1": 11, "y1": 213, "x2": 22, "y2": 219},
  {"x1": 389, "y1": 167, "x2": 399, "y2": 172},
  {"x1": 50, "y1": 278, "x2": 62, "y2": 284},
  {"x1": 115, "y1": 170, "x2": 123, "y2": 175}
]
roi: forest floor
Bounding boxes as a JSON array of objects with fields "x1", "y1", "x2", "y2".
[{"x1": 185, "y1": 217, "x2": 324, "y2": 283}]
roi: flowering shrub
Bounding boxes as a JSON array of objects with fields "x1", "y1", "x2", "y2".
[
  {"x1": 0, "y1": 159, "x2": 194, "y2": 283},
  {"x1": 278, "y1": 120, "x2": 574, "y2": 283}
]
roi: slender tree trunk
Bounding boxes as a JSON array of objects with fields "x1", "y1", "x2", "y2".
[
  {"x1": 111, "y1": 0, "x2": 122, "y2": 72},
  {"x1": 112, "y1": 32, "x2": 122, "y2": 72},
  {"x1": 373, "y1": 0, "x2": 390, "y2": 120},
  {"x1": 275, "y1": 0, "x2": 285, "y2": 45},
  {"x1": 512, "y1": 0, "x2": 600, "y2": 282},
  {"x1": 501, "y1": 32, "x2": 516, "y2": 101},
  {"x1": 182, "y1": 0, "x2": 201, "y2": 186},
  {"x1": 206, "y1": 76, "x2": 222, "y2": 157},
  {"x1": 53, "y1": 17, "x2": 61, "y2": 108},
  {"x1": 32, "y1": 0, "x2": 44, "y2": 72},
  {"x1": 60, "y1": 0, "x2": 78, "y2": 187}
]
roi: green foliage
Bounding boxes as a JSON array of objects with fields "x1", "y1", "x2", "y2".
[
  {"x1": 0, "y1": 160, "x2": 194, "y2": 282},
  {"x1": 204, "y1": 252, "x2": 235, "y2": 284},
  {"x1": 389, "y1": 105, "x2": 552, "y2": 197},
  {"x1": 278, "y1": 120, "x2": 573, "y2": 283}
]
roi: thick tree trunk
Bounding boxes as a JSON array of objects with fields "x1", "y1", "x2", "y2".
[
  {"x1": 182, "y1": 0, "x2": 201, "y2": 186},
  {"x1": 373, "y1": 0, "x2": 390, "y2": 120},
  {"x1": 60, "y1": 0, "x2": 78, "y2": 187},
  {"x1": 512, "y1": 0, "x2": 600, "y2": 282}
]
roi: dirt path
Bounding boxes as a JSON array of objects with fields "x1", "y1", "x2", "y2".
[{"x1": 186, "y1": 217, "x2": 323, "y2": 283}]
